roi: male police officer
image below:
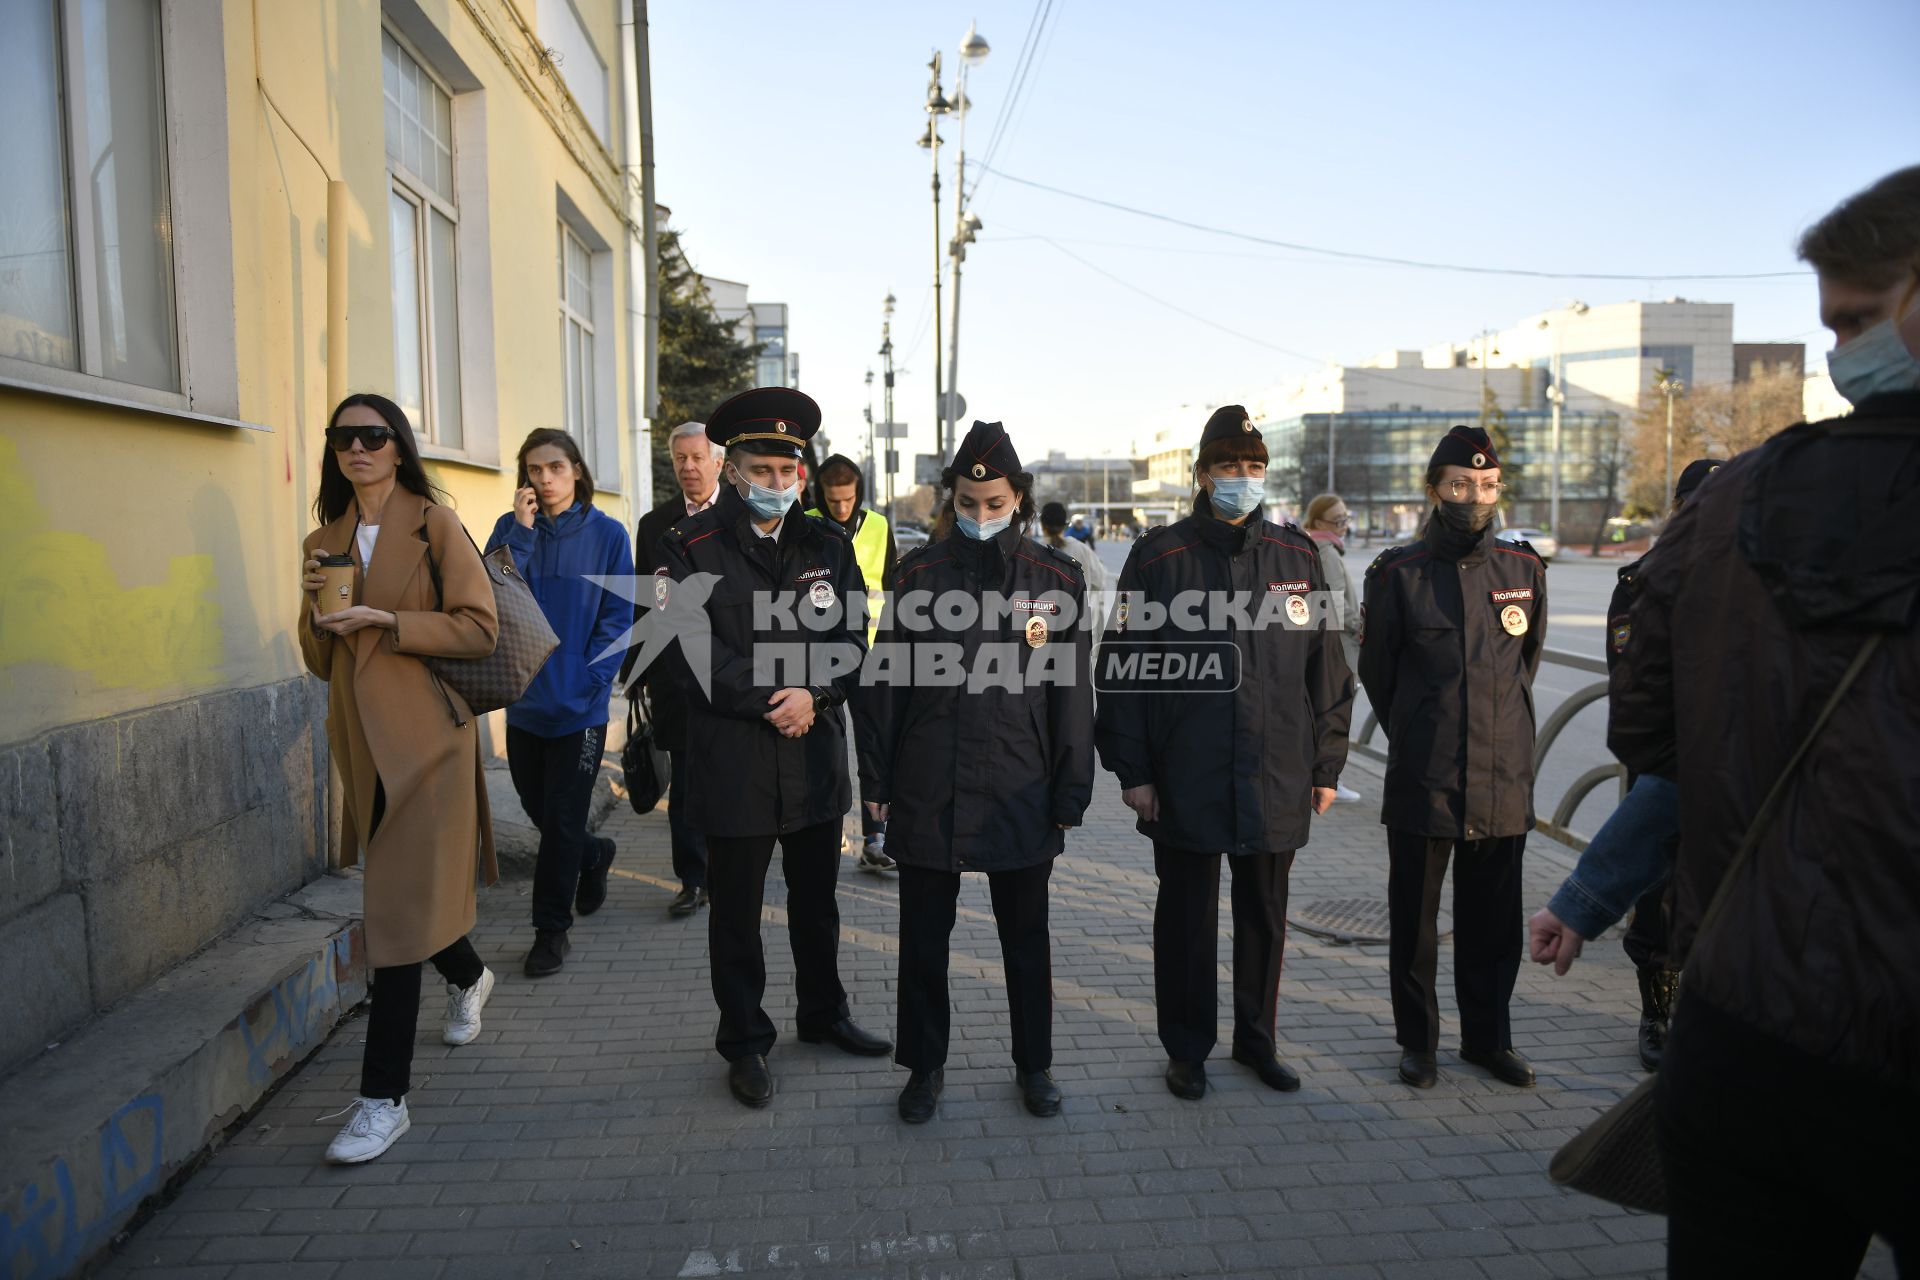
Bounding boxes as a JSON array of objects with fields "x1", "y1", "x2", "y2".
[
  {"x1": 1096, "y1": 405, "x2": 1353, "y2": 1101},
  {"x1": 657, "y1": 388, "x2": 891, "y2": 1108}
]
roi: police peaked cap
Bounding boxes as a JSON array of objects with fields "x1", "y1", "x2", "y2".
[
  {"x1": 1199, "y1": 404, "x2": 1260, "y2": 450},
  {"x1": 952, "y1": 420, "x2": 1021, "y2": 481},
  {"x1": 706, "y1": 386, "x2": 819, "y2": 458},
  {"x1": 1674, "y1": 458, "x2": 1721, "y2": 503},
  {"x1": 1429, "y1": 425, "x2": 1499, "y2": 471}
]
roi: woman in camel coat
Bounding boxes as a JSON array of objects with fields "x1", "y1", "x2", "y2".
[{"x1": 299, "y1": 392, "x2": 499, "y2": 1164}]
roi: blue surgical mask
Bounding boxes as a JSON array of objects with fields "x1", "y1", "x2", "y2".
[
  {"x1": 955, "y1": 511, "x2": 1014, "y2": 541},
  {"x1": 739, "y1": 476, "x2": 798, "y2": 521},
  {"x1": 1828, "y1": 295, "x2": 1920, "y2": 406},
  {"x1": 1208, "y1": 476, "x2": 1264, "y2": 519}
]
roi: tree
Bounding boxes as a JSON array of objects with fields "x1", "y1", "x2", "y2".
[
  {"x1": 1623, "y1": 363, "x2": 1803, "y2": 516},
  {"x1": 653, "y1": 228, "x2": 762, "y2": 505},
  {"x1": 1480, "y1": 384, "x2": 1521, "y2": 507}
]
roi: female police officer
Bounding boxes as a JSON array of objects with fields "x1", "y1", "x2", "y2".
[
  {"x1": 1096, "y1": 405, "x2": 1354, "y2": 1102},
  {"x1": 1358, "y1": 425, "x2": 1547, "y2": 1090},
  {"x1": 856, "y1": 421, "x2": 1095, "y2": 1123}
]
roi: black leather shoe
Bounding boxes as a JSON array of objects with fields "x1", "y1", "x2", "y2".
[
  {"x1": 897, "y1": 1069, "x2": 943, "y2": 1124},
  {"x1": 575, "y1": 840, "x2": 613, "y2": 916},
  {"x1": 1165, "y1": 1060, "x2": 1207, "y2": 1100},
  {"x1": 1016, "y1": 1070, "x2": 1062, "y2": 1117},
  {"x1": 728, "y1": 1054, "x2": 773, "y2": 1108},
  {"x1": 523, "y1": 929, "x2": 570, "y2": 978},
  {"x1": 1398, "y1": 1051, "x2": 1438, "y2": 1088},
  {"x1": 668, "y1": 886, "x2": 707, "y2": 918},
  {"x1": 799, "y1": 1018, "x2": 893, "y2": 1057},
  {"x1": 1231, "y1": 1047, "x2": 1302, "y2": 1092},
  {"x1": 1460, "y1": 1046, "x2": 1536, "y2": 1088}
]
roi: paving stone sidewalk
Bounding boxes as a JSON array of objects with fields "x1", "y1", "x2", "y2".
[{"x1": 97, "y1": 755, "x2": 1890, "y2": 1280}]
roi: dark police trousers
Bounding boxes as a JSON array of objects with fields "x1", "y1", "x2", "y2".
[
  {"x1": 1620, "y1": 881, "x2": 1669, "y2": 971},
  {"x1": 1386, "y1": 830, "x2": 1524, "y2": 1054},
  {"x1": 665, "y1": 748, "x2": 707, "y2": 891},
  {"x1": 507, "y1": 723, "x2": 607, "y2": 934},
  {"x1": 896, "y1": 861, "x2": 1053, "y2": 1075},
  {"x1": 1153, "y1": 845, "x2": 1295, "y2": 1063},
  {"x1": 362, "y1": 936, "x2": 484, "y2": 1101},
  {"x1": 705, "y1": 819, "x2": 850, "y2": 1060}
]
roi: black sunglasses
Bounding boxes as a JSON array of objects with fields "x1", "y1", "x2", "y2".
[{"x1": 327, "y1": 425, "x2": 396, "y2": 452}]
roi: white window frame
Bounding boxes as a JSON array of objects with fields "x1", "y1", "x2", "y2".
[
  {"x1": 383, "y1": 25, "x2": 464, "y2": 452},
  {"x1": 0, "y1": 0, "x2": 245, "y2": 427},
  {"x1": 558, "y1": 220, "x2": 596, "y2": 458},
  {"x1": 555, "y1": 188, "x2": 619, "y2": 489}
]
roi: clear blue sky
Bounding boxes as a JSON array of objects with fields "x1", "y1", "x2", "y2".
[{"x1": 649, "y1": 1, "x2": 1920, "y2": 476}]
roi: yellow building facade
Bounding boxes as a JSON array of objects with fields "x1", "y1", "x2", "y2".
[{"x1": 0, "y1": 0, "x2": 651, "y2": 1075}]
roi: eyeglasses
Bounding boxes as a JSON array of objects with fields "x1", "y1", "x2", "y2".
[
  {"x1": 1444, "y1": 479, "x2": 1506, "y2": 501},
  {"x1": 327, "y1": 425, "x2": 396, "y2": 452}
]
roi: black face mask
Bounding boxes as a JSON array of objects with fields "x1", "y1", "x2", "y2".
[{"x1": 1437, "y1": 500, "x2": 1499, "y2": 534}]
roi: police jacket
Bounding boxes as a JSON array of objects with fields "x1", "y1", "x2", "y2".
[
  {"x1": 1609, "y1": 392, "x2": 1920, "y2": 1085},
  {"x1": 1358, "y1": 516, "x2": 1547, "y2": 840},
  {"x1": 657, "y1": 487, "x2": 867, "y2": 839},
  {"x1": 619, "y1": 495, "x2": 705, "y2": 750},
  {"x1": 1094, "y1": 497, "x2": 1354, "y2": 856},
  {"x1": 854, "y1": 524, "x2": 1095, "y2": 873}
]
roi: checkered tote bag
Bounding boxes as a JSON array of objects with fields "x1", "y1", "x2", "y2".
[{"x1": 424, "y1": 526, "x2": 559, "y2": 724}]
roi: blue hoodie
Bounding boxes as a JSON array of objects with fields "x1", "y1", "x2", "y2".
[{"x1": 485, "y1": 502, "x2": 635, "y2": 736}]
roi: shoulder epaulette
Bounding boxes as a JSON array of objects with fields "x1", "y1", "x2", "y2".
[{"x1": 1365, "y1": 544, "x2": 1420, "y2": 578}]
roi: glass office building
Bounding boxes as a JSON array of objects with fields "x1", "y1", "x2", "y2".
[{"x1": 1259, "y1": 410, "x2": 1621, "y2": 542}]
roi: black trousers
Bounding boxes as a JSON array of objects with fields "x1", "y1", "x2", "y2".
[
  {"x1": 896, "y1": 860, "x2": 1053, "y2": 1075},
  {"x1": 1620, "y1": 879, "x2": 1670, "y2": 972},
  {"x1": 665, "y1": 748, "x2": 707, "y2": 891},
  {"x1": 1661, "y1": 995, "x2": 1918, "y2": 1278},
  {"x1": 1386, "y1": 829, "x2": 1525, "y2": 1055},
  {"x1": 507, "y1": 722, "x2": 606, "y2": 933},
  {"x1": 1152, "y1": 845, "x2": 1295, "y2": 1063},
  {"x1": 361, "y1": 936, "x2": 484, "y2": 1101},
  {"x1": 705, "y1": 819, "x2": 850, "y2": 1061}
]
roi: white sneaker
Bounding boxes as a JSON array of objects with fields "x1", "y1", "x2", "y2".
[
  {"x1": 324, "y1": 1097, "x2": 410, "y2": 1164},
  {"x1": 443, "y1": 966, "x2": 494, "y2": 1046},
  {"x1": 1335, "y1": 784, "x2": 1363, "y2": 803}
]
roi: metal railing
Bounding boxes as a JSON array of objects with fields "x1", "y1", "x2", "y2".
[{"x1": 1350, "y1": 646, "x2": 1626, "y2": 853}]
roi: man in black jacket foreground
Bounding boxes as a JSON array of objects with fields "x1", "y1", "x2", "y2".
[{"x1": 1610, "y1": 165, "x2": 1920, "y2": 1276}]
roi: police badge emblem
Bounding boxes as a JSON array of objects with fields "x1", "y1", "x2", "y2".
[
  {"x1": 653, "y1": 575, "x2": 670, "y2": 609},
  {"x1": 1285, "y1": 594, "x2": 1310, "y2": 627},
  {"x1": 810, "y1": 580, "x2": 835, "y2": 610},
  {"x1": 1025, "y1": 615, "x2": 1049, "y2": 648},
  {"x1": 1500, "y1": 604, "x2": 1528, "y2": 636}
]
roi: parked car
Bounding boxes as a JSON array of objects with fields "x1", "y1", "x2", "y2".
[
  {"x1": 893, "y1": 523, "x2": 929, "y2": 550},
  {"x1": 1497, "y1": 526, "x2": 1558, "y2": 561}
]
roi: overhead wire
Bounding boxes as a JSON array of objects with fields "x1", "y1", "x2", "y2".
[
  {"x1": 966, "y1": 0, "x2": 1055, "y2": 206},
  {"x1": 973, "y1": 162, "x2": 1809, "y2": 283}
]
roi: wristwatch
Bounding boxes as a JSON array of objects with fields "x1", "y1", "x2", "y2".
[{"x1": 809, "y1": 685, "x2": 836, "y2": 714}]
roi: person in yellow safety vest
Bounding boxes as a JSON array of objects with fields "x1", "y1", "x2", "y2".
[{"x1": 808, "y1": 454, "x2": 899, "y2": 873}]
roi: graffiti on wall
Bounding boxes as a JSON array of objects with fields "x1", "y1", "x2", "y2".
[
  {"x1": 0, "y1": 435, "x2": 222, "y2": 694},
  {"x1": 238, "y1": 932, "x2": 353, "y2": 1083},
  {"x1": 0, "y1": 1095, "x2": 165, "y2": 1280}
]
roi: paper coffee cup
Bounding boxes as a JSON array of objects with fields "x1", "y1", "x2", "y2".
[{"x1": 316, "y1": 554, "x2": 356, "y2": 608}]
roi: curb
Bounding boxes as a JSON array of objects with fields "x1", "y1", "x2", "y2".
[{"x1": 0, "y1": 877, "x2": 365, "y2": 1280}]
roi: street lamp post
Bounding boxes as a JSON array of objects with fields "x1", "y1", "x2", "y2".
[
  {"x1": 945, "y1": 23, "x2": 989, "y2": 447},
  {"x1": 918, "y1": 55, "x2": 954, "y2": 460},
  {"x1": 1658, "y1": 369, "x2": 1684, "y2": 508},
  {"x1": 864, "y1": 367, "x2": 876, "y2": 498},
  {"x1": 1537, "y1": 300, "x2": 1588, "y2": 537},
  {"x1": 880, "y1": 292, "x2": 897, "y2": 518}
]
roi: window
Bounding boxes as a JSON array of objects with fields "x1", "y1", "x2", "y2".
[
  {"x1": 383, "y1": 29, "x2": 462, "y2": 448},
  {"x1": 1, "y1": 0, "x2": 179, "y2": 392},
  {"x1": 557, "y1": 221, "x2": 595, "y2": 453}
]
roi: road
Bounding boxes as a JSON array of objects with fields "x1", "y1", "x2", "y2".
[{"x1": 1090, "y1": 534, "x2": 1632, "y2": 850}]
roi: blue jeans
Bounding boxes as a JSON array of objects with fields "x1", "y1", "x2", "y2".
[{"x1": 1547, "y1": 774, "x2": 1680, "y2": 940}]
